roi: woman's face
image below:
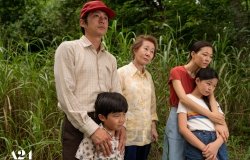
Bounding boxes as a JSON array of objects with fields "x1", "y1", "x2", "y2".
[
  {"x1": 192, "y1": 46, "x2": 213, "y2": 68},
  {"x1": 133, "y1": 40, "x2": 155, "y2": 66}
]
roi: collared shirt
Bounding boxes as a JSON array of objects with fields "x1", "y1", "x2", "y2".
[
  {"x1": 54, "y1": 36, "x2": 121, "y2": 137},
  {"x1": 118, "y1": 62, "x2": 158, "y2": 146}
]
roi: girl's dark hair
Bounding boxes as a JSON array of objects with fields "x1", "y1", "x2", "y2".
[
  {"x1": 195, "y1": 67, "x2": 219, "y2": 80},
  {"x1": 95, "y1": 92, "x2": 128, "y2": 117},
  {"x1": 188, "y1": 41, "x2": 213, "y2": 60},
  {"x1": 196, "y1": 67, "x2": 218, "y2": 110}
]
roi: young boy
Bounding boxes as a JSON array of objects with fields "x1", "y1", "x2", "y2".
[
  {"x1": 75, "y1": 92, "x2": 128, "y2": 160},
  {"x1": 177, "y1": 67, "x2": 228, "y2": 160}
]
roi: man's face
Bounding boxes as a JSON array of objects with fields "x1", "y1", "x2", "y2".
[{"x1": 81, "y1": 10, "x2": 109, "y2": 37}]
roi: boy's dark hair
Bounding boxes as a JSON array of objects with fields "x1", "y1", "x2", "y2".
[
  {"x1": 95, "y1": 92, "x2": 128, "y2": 117},
  {"x1": 195, "y1": 67, "x2": 219, "y2": 80}
]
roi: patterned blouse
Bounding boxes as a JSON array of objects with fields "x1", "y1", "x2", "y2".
[{"x1": 118, "y1": 62, "x2": 158, "y2": 146}]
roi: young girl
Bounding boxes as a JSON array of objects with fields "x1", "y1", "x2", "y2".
[
  {"x1": 177, "y1": 67, "x2": 228, "y2": 160},
  {"x1": 162, "y1": 41, "x2": 229, "y2": 160},
  {"x1": 75, "y1": 92, "x2": 128, "y2": 160},
  {"x1": 118, "y1": 35, "x2": 158, "y2": 160}
]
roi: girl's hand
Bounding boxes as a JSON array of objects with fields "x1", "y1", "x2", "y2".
[
  {"x1": 202, "y1": 146, "x2": 216, "y2": 160},
  {"x1": 151, "y1": 121, "x2": 158, "y2": 142},
  {"x1": 202, "y1": 141, "x2": 220, "y2": 160}
]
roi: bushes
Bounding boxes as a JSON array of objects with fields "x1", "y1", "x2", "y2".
[
  {"x1": 1, "y1": 21, "x2": 249, "y2": 158},
  {"x1": 1, "y1": 0, "x2": 249, "y2": 51},
  {"x1": 0, "y1": 0, "x2": 249, "y2": 159}
]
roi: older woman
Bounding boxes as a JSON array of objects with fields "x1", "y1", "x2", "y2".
[{"x1": 118, "y1": 35, "x2": 159, "y2": 160}]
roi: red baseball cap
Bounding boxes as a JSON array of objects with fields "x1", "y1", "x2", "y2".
[{"x1": 80, "y1": 0, "x2": 115, "y2": 19}]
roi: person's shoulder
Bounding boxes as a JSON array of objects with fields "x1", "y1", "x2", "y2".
[
  {"x1": 118, "y1": 64, "x2": 133, "y2": 81},
  {"x1": 118, "y1": 63, "x2": 129, "y2": 70},
  {"x1": 171, "y1": 65, "x2": 185, "y2": 72},
  {"x1": 170, "y1": 65, "x2": 187, "y2": 75},
  {"x1": 145, "y1": 69, "x2": 153, "y2": 78},
  {"x1": 187, "y1": 94, "x2": 203, "y2": 104},
  {"x1": 58, "y1": 39, "x2": 82, "y2": 49}
]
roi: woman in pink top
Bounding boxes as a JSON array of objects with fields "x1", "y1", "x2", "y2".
[{"x1": 162, "y1": 41, "x2": 229, "y2": 160}]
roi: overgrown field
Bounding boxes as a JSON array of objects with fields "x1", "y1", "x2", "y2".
[{"x1": 1, "y1": 27, "x2": 249, "y2": 159}]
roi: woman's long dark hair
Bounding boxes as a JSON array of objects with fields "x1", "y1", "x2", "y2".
[{"x1": 188, "y1": 41, "x2": 213, "y2": 61}]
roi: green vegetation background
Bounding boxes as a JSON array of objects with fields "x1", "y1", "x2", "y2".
[{"x1": 0, "y1": 0, "x2": 249, "y2": 159}]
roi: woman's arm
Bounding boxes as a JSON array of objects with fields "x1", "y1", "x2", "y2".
[
  {"x1": 209, "y1": 93, "x2": 229, "y2": 141},
  {"x1": 149, "y1": 75, "x2": 158, "y2": 142},
  {"x1": 173, "y1": 80, "x2": 224, "y2": 124},
  {"x1": 151, "y1": 121, "x2": 158, "y2": 142},
  {"x1": 208, "y1": 93, "x2": 219, "y2": 113}
]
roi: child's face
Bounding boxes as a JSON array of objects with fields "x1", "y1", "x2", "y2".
[
  {"x1": 102, "y1": 112, "x2": 126, "y2": 132},
  {"x1": 196, "y1": 78, "x2": 218, "y2": 96}
]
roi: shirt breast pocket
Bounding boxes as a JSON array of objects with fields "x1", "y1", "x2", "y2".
[{"x1": 102, "y1": 64, "x2": 113, "y2": 91}]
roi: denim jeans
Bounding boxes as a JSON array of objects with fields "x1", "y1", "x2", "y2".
[
  {"x1": 186, "y1": 130, "x2": 228, "y2": 160},
  {"x1": 162, "y1": 107, "x2": 185, "y2": 160}
]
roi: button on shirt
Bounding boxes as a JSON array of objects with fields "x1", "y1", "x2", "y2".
[
  {"x1": 118, "y1": 62, "x2": 158, "y2": 146},
  {"x1": 54, "y1": 36, "x2": 121, "y2": 137}
]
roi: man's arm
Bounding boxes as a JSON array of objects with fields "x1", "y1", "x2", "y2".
[
  {"x1": 91, "y1": 128, "x2": 112, "y2": 156},
  {"x1": 116, "y1": 126, "x2": 126, "y2": 152},
  {"x1": 55, "y1": 43, "x2": 114, "y2": 156},
  {"x1": 54, "y1": 42, "x2": 99, "y2": 136}
]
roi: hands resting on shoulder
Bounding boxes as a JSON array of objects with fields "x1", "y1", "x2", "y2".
[{"x1": 91, "y1": 126, "x2": 126, "y2": 157}]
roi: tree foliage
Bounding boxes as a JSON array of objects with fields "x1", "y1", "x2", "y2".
[{"x1": 0, "y1": 0, "x2": 249, "y2": 50}]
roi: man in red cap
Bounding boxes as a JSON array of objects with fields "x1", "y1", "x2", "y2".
[{"x1": 54, "y1": 1, "x2": 125, "y2": 159}]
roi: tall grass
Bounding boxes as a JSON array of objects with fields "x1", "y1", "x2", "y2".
[
  {"x1": 0, "y1": 21, "x2": 249, "y2": 159},
  {"x1": 0, "y1": 38, "x2": 62, "y2": 160}
]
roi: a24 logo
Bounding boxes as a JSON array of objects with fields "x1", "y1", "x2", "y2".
[{"x1": 11, "y1": 150, "x2": 32, "y2": 160}]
